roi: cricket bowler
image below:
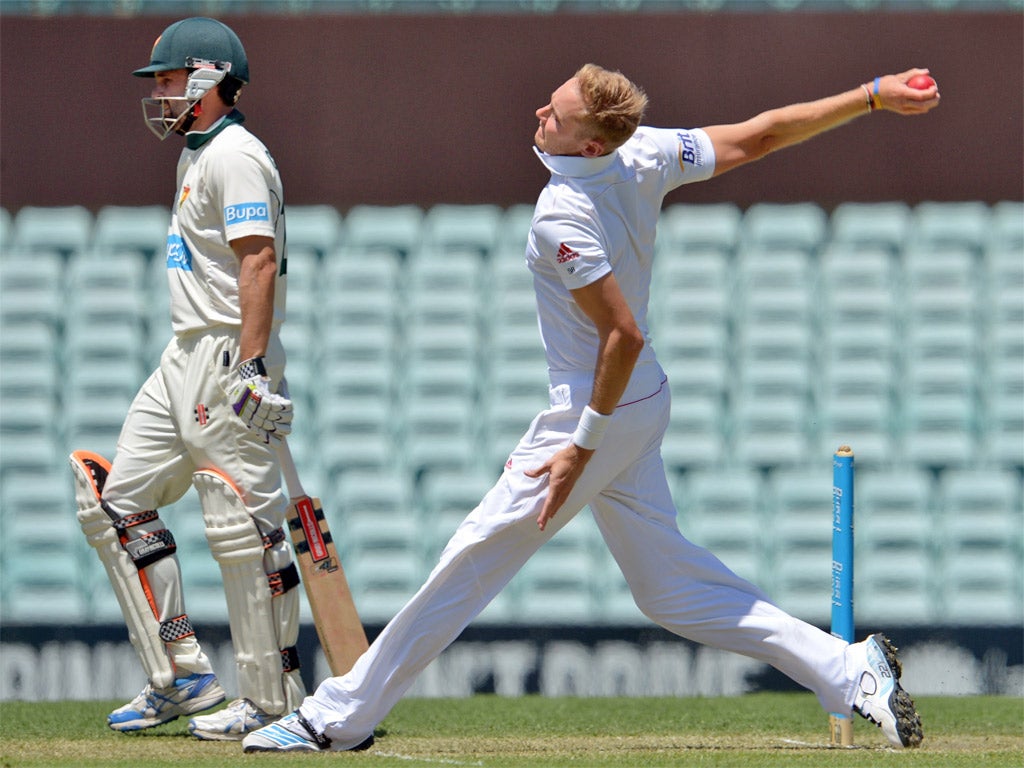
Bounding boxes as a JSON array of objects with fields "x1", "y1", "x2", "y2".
[{"x1": 244, "y1": 64, "x2": 937, "y2": 753}]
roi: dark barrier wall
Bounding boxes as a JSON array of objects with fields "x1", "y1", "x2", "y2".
[{"x1": 1, "y1": 12, "x2": 1021, "y2": 213}]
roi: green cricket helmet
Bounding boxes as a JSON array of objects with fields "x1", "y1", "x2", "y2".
[
  {"x1": 135, "y1": 17, "x2": 248, "y2": 140},
  {"x1": 134, "y1": 17, "x2": 249, "y2": 83}
]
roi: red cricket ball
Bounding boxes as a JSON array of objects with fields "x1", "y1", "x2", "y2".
[{"x1": 907, "y1": 74, "x2": 936, "y2": 90}]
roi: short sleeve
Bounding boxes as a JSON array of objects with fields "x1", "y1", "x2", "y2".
[
  {"x1": 210, "y1": 149, "x2": 277, "y2": 241},
  {"x1": 532, "y1": 214, "x2": 613, "y2": 291},
  {"x1": 634, "y1": 126, "x2": 717, "y2": 193}
]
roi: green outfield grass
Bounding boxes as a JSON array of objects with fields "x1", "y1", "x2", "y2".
[{"x1": 1, "y1": 694, "x2": 1021, "y2": 767}]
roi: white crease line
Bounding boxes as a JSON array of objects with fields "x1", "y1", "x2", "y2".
[{"x1": 373, "y1": 750, "x2": 485, "y2": 766}]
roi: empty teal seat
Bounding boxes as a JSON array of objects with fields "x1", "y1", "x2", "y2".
[
  {"x1": 323, "y1": 246, "x2": 401, "y2": 294},
  {"x1": 403, "y1": 323, "x2": 479, "y2": 367},
  {"x1": 659, "y1": 203, "x2": 741, "y2": 254},
  {"x1": 829, "y1": 201, "x2": 911, "y2": 253},
  {"x1": 815, "y1": 395, "x2": 896, "y2": 467},
  {"x1": 903, "y1": 245, "x2": 976, "y2": 291},
  {"x1": 656, "y1": 285, "x2": 731, "y2": 332},
  {"x1": 403, "y1": 285, "x2": 481, "y2": 328},
  {"x1": 989, "y1": 201, "x2": 1024, "y2": 248},
  {"x1": 284, "y1": 204, "x2": 342, "y2": 255},
  {"x1": 401, "y1": 398, "x2": 480, "y2": 475},
  {"x1": 421, "y1": 204, "x2": 502, "y2": 256},
  {"x1": 0, "y1": 321, "x2": 60, "y2": 397},
  {"x1": 11, "y1": 205, "x2": 92, "y2": 256},
  {"x1": 735, "y1": 248, "x2": 811, "y2": 292},
  {"x1": 661, "y1": 395, "x2": 727, "y2": 471},
  {"x1": 901, "y1": 395, "x2": 977, "y2": 469},
  {"x1": 343, "y1": 204, "x2": 424, "y2": 257},
  {"x1": 321, "y1": 294, "x2": 400, "y2": 341},
  {"x1": 741, "y1": 202, "x2": 827, "y2": 254},
  {"x1": 679, "y1": 468, "x2": 763, "y2": 539},
  {"x1": 662, "y1": 356, "x2": 729, "y2": 403},
  {"x1": 856, "y1": 467, "x2": 935, "y2": 537},
  {"x1": 93, "y1": 205, "x2": 169, "y2": 257},
  {"x1": 652, "y1": 249, "x2": 729, "y2": 304},
  {"x1": 730, "y1": 395, "x2": 810, "y2": 468},
  {"x1": 942, "y1": 551, "x2": 1022, "y2": 625},
  {"x1": 318, "y1": 392, "x2": 397, "y2": 475},
  {"x1": 910, "y1": 201, "x2": 990, "y2": 253},
  {"x1": 939, "y1": 468, "x2": 1021, "y2": 542}
]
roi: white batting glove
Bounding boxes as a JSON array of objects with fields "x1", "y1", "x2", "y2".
[{"x1": 228, "y1": 357, "x2": 293, "y2": 441}]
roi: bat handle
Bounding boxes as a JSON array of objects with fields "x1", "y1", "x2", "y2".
[{"x1": 274, "y1": 437, "x2": 306, "y2": 500}]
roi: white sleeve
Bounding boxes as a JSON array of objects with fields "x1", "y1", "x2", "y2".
[
  {"x1": 209, "y1": 149, "x2": 278, "y2": 242},
  {"x1": 532, "y1": 214, "x2": 612, "y2": 292},
  {"x1": 634, "y1": 126, "x2": 717, "y2": 193}
]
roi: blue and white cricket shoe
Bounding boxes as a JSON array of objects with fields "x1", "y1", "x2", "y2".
[
  {"x1": 188, "y1": 697, "x2": 277, "y2": 741},
  {"x1": 852, "y1": 633, "x2": 924, "y2": 748},
  {"x1": 242, "y1": 711, "x2": 374, "y2": 753},
  {"x1": 108, "y1": 673, "x2": 225, "y2": 731}
]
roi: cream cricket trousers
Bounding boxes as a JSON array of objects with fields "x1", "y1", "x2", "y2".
[
  {"x1": 100, "y1": 328, "x2": 289, "y2": 676},
  {"x1": 302, "y1": 362, "x2": 857, "y2": 749}
]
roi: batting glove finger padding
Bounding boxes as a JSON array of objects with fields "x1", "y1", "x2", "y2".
[{"x1": 229, "y1": 357, "x2": 293, "y2": 441}]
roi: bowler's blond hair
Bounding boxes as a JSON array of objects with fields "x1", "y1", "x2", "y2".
[{"x1": 574, "y1": 63, "x2": 648, "y2": 149}]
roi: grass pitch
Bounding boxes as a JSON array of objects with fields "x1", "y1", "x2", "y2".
[{"x1": 1, "y1": 694, "x2": 1021, "y2": 767}]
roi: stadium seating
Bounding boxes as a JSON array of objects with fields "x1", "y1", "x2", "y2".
[{"x1": 1, "y1": 200, "x2": 1022, "y2": 628}]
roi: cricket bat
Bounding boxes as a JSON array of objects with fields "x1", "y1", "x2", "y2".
[{"x1": 276, "y1": 439, "x2": 369, "y2": 676}]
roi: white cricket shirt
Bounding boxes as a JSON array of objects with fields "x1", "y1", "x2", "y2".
[
  {"x1": 165, "y1": 112, "x2": 286, "y2": 335},
  {"x1": 526, "y1": 126, "x2": 717, "y2": 377}
]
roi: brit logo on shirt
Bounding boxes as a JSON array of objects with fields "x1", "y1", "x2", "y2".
[
  {"x1": 676, "y1": 130, "x2": 702, "y2": 172},
  {"x1": 195, "y1": 404, "x2": 212, "y2": 426}
]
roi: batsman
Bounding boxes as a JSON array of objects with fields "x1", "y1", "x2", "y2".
[{"x1": 70, "y1": 17, "x2": 305, "y2": 740}]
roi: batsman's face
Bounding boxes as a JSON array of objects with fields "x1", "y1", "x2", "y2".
[
  {"x1": 535, "y1": 78, "x2": 594, "y2": 156},
  {"x1": 151, "y1": 69, "x2": 191, "y2": 122}
]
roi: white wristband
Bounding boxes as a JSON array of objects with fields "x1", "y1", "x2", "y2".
[{"x1": 572, "y1": 405, "x2": 613, "y2": 451}]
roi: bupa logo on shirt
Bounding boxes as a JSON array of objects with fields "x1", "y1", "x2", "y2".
[
  {"x1": 224, "y1": 202, "x2": 270, "y2": 224},
  {"x1": 166, "y1": 234, "x2": 193, "y2": 271}
]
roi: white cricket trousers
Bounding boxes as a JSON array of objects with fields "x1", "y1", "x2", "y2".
[{"x1": 302, "y1": 362, "x2": 858, "y2": 749}]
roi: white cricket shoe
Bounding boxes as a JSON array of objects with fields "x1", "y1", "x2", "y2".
[
  {"x1": 242, "y1": 710, "x2": 375, "y2": 753},
  {"x1": 852, "y1": 633, "x2": 923, "y2": 748},
  {"x1": 108, "y1": 673, "x2": 225, "y2": 732},
  {"x1": 188, "y1": 697, "x2": 277, "y2": 741}
]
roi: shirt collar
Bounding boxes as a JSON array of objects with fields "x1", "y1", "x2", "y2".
[
  {"x1": 532, "y1": 145, "x2": 619, "y2": 177},
  {"x1": 185, "y1": 109, "x2": 245, "y2": 150}
]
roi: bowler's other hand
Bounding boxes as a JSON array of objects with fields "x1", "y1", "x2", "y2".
[
  {"x1": 877, "y1": 68, "x2": 941, "y2": 114},
  {"x1": 525, "y1": 443, "x2": 593, "y2": 531}
]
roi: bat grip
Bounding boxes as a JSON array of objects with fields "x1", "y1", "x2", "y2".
[{"x1": 274, "y1": 438, "x2": 306, "y2": 500}]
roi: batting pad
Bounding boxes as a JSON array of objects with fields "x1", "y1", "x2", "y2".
[
  {"x1": 70, "y1": 451, "x2": 177, "y2": 688},
  {"x1": 194, "y1": 469, "x2": 304, "y2": 714}
]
